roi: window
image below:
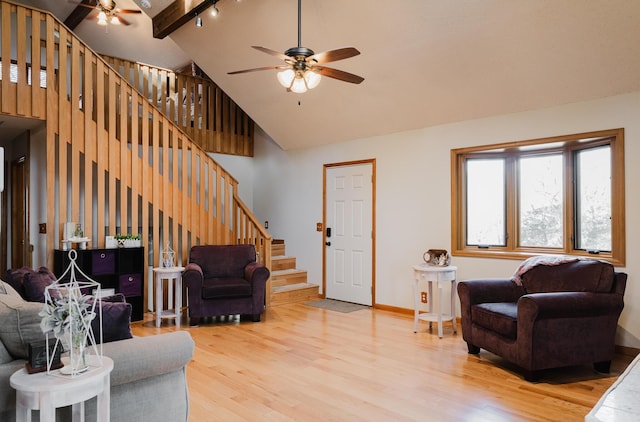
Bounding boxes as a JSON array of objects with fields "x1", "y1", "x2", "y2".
[{"x1": 451, "y1": 129, "x2": 625, "y2": 265}]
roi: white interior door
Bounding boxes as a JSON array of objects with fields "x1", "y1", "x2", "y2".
[{"x1": 325, "y1": 163, "x2": 373, "y2": 306}]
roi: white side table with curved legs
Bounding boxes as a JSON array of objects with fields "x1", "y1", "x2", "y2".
[{"x1": 412, "y1": 264, "x2": 457, "y2": 338}]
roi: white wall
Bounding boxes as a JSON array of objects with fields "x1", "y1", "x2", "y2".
[
  {"x1": 209, "y1": 152, "x2": 254, "y2": 210},
  {"x1": 248, "y1": 91, "x2": 640, "y2": 348}
]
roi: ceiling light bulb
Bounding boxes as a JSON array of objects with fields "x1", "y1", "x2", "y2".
[
  {"x1": 290, "y1": 75, "x2": 307, "y2": 94},
  {"x1": 211, "y1": 6, "x2": 219, "y2": 16},
  {"x1": 97, "y1": 12, "x2": 108, "y2": 26},
  {"x1": 110, "y1": 16, "x2": 120, "y2": 25},
  {"x1": 304, "y1": 70, "x2": 321, "y2": 90},
  {"x1": 277, "y1": 69, "x2": 295, "y2": 88}
]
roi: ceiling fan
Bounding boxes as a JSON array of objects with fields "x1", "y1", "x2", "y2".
[
  {"x1": 228, "y1": 0, "x2": 364, "y2": 93},
  {"x1": 77, "y1": 0, "x2": 142, "y2": 26}
]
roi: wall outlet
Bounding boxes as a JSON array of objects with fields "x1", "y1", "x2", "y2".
[{"x1": 421, "y1": 291, "x2": 428, "y2": 303}]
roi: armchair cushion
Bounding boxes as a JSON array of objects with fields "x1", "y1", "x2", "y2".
[
  {"x1": 472, "y1": 302, "x2": 518, "y2": 339},
  {"x1": 202, "y1": 278, "x2": 252, "y2": 299}
]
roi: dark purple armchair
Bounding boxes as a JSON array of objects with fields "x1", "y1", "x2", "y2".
[
  {"x1": 457, "y1": 259, "x2": 626, "y2": 381},
  {"x1": 183, "y1": 245, "x2": 270, "y2": 325}
]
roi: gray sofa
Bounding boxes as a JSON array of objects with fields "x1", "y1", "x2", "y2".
[{"x1": 0, "y1": 280, "x2": 194, "y2": 421}]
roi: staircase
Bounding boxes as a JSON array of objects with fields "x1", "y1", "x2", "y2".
[
  {"x1": 270, "y1": 240, "x2": 320, "y2": 306},
  {"x1": 0, "y1": 1, "x2": 271, "y2": 304}
]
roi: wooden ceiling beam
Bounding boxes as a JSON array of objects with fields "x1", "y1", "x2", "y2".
[
  {"x1": 64, "y1": 0, "x2": 98, "y2": 30},
  {"x1": 152, "y1": 0, "x2": 216, "y2": 39}
]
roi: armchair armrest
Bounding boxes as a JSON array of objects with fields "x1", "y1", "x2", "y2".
[
  {"x1": 183, "y1": 262, "x2": 204, "y2": 289},
  {"x1": 102, "y1": 331, "x2": 194, "y2": 386},
  {"x1": 245, "y1": 262, "x2": 270, "y2": 284},
  {"x1": 457, "y1": 278, "x2": 525, "y2": 305},
  {"x1": 518, "y1": 292, "x2": 624, "y2": 320}
]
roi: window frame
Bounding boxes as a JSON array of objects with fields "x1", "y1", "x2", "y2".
[{"x1": 451, "y1": 129, "x2": 625, "y2": 265}]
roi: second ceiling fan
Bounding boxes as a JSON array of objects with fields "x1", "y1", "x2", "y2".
[
  {"x1": 78, "y1": 0, "x2": 141, "y2": 26},
  {"x1": 228, "y1": 0, "x2": 364, "y2": 93}
]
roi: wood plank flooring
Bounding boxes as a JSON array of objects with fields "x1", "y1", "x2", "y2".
[{"x1": 131, "y1": 304, "x2": 633, "y2": 421}]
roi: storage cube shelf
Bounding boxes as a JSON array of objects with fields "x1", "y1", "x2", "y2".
[{"x1": 54, "y1": 247, "x2": 145, "y2": 321}]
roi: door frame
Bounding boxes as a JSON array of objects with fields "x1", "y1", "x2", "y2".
[
  {"x1": 322, "y1": 159, "x2": 376, "y2": 306},
  {"x1": 11, "y1": 155, "x2": 30, "y2": 269}
]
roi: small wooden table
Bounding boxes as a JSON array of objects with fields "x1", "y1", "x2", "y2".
[
  {"x1": 153, "y1": 266, "x2": 186, "y2": 328},
  {"x1": 412, "y1": 264, "x2": 457, "y2": 338},
  {"x1": 10, "y1": 355, "x2": 113, "y2": 422}
]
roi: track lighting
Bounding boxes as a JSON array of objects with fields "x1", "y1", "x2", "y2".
[
  {"x1": 195, "y1": 14, "x2": 202, "y2": 27},
  {"x1": 210, "y1": 5, "x2": 219, "y2": 17}
]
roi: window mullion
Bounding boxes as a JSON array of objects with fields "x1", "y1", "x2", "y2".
[
  {"x1": 564, "y1": 149, "x2": 575, "y2": 255},
  {"x1": 505, "y1": 154, "x2": 517, "y2": 250}
]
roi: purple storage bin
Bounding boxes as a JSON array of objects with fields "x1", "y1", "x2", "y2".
[
  {"x1": 119, "y1": 274, "x2": 142, "y2": 297},
  {"x1": 92, "y1": 250, "x2": 116, "y2": 275}
]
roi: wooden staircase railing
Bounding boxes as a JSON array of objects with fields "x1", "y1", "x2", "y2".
[
  {"x1": 0, "y1": 0, "x2": 272, "y2": 306},
  {"x1": 100, "y1": 55, "x2": 254, "y2": 157}
]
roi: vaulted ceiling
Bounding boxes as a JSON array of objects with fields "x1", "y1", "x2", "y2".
[{"x1": 12, "y1": 0, "x2": 640, "y2": 151}]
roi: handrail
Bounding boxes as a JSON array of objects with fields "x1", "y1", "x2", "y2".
[
  {"x1": 0, "y1": 0, "x2": 271, "y2": 305},
  {"x1": 100, "y1": 54, "x2": 254, "y2": 157}
]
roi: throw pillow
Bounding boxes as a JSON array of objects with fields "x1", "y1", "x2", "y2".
[
  {"x1": 23, "y1": 267, "x2": 57, "y2": 302},
  {"x1": 0, "y1": 293, "x2": 47, "y2": 359},
  {"x1": 92, "y1": 294, "x2": 133, "y2": 343},
  {"x1": 4, "y1": 267, "x2": 35, "y2": 300}
]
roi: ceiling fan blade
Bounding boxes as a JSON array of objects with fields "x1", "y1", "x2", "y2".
[
  {"x1": 77, "y1": 3, "x2": 99, "y2": 9},
  {"x1": 117, "y1": 9, "x2": 142, "y2": 14},
  {"x1": 228, "y1": 65, "x2": 289, "y2": 75},
  {"x1": 115, "y1": 15, "x2": 131, "y2": 25},
  {"x1": 251, "y1": 46, "x2": 291, "y2": 62},
  {"x1": 307, "y1": 47, "x2": 360, "y2": 64},
  {"x1": 314, "y1": 66, "x2": 364, "y2": 84}
]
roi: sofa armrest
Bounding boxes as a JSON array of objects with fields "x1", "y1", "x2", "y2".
[
  {"x1": 518, "y1": 292, "x2": 624, "y2": 320},
  {"x1": 101, "y1": 331, "x2": 194, "y2": 387}
]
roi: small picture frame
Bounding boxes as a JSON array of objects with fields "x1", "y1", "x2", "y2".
[{"x1": 26, "y1": 341, "x2": 63, "y2": 374}]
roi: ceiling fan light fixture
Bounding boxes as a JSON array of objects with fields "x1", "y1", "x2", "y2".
[
  {"x1": 277, "y1": 69, "x2": 295, "y2": 88},
  {"x1": 97, "y1": 11, "x2": 108, "y2": 26},
  {"x1": 304, "y1": 70, "x2": 321, "y2": 90},
  {"x1": 110, "y1": 16, "x2": 120, "y2": 25},
  {"x1": 290, "y1": 76, "x2": 307, "y2": 94}
]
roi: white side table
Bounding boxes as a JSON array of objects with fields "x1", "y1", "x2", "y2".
[
  {"x1": 153, "y1": 266, "x2": 185, "y2": 328},
  {"x1": 412, "y1": 264, "x2": 457, "y2": 338},
  {"x1": 10, "y1": 355, "x2": 113, "y2": 422}
]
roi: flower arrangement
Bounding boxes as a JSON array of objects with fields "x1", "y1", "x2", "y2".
[
  {"x1": 39, "y1": 287, "x2": 96, "y2": 374},
  {"x1": 38, "y1": 250, "x2": 103, "y2": 376}
]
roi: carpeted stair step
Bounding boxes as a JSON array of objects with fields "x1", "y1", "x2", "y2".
[
  {"x1": 271, "y1": 283, "x2": 319, "y2": 306},
  {"x1": 271, "y1": 256, "x2": 296, "y2": 271},
  {"x1": 271, "y1": 269, "x2": 308, "y2": 287}
]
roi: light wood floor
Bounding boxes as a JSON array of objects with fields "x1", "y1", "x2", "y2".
[{"x1": 131, "y1": 303, "x2": 633, "y2": 422}]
